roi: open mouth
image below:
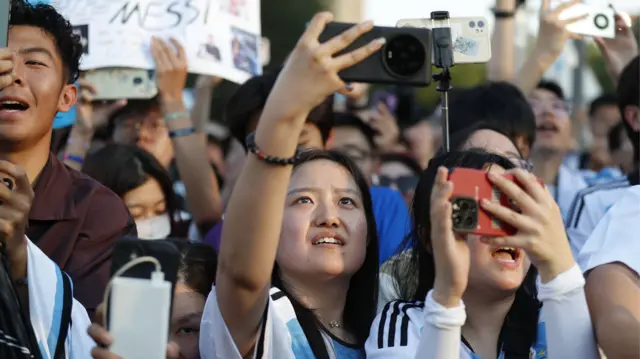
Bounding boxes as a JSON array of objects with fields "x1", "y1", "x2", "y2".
[
  {"x1": 492, "y1": 247, "x2": 520, "y2": 263},
  {"x1": 312, "y1": 237, "x2": 344, "y2": 246},
  {"x1": 536, "y1": 123, "x2": 558, "y2": 135},
  {"x1": 0, "y1": 100, "x2": 29, "y2": 112}
]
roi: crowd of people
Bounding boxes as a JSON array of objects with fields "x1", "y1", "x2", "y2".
[{"x1": 0, "y1": 0, "x2": 638, "y2": 358}]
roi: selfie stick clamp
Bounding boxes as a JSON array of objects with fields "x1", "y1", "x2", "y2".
[{"x1": 430, "y1": 11, "x2": 455, "y2": 153}]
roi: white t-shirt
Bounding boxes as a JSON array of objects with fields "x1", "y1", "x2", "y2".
[
  {"x1": 365, "y1": 265, "x2": 600, "y2": 359},
  {"x1": 578, "y1": 185, "x2": 640, "y2": 274},
  {"x1": 566, "y1": 175, "x2": 632, "y2": 259},
  {"x1": 199, "y1": 287, "x2": 365, "y2": 359},
  {"x1": 546, "y1": 165, "x2": 588, "y2": 222}
]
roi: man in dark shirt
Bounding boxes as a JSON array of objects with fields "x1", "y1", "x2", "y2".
[{"x1": 0, "y1": 1, "x2": 135, "y2": 318}]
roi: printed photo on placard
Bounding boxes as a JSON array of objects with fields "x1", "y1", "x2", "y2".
[
  {"x1": 197, "y1": 34, "x2": 222, "y2": 62},
  {"x1": 72, "y1": 24, "x2": 89, "y2": 55},
  {"x1": 230, "y1": 27, "x2": 259, "y2": 76},
  {"x1": 221, "y1": 0, "x2": 250, "y2": 20}
]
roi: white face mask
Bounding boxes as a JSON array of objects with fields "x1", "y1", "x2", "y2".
[{"x1": 136, "y1": 214, "x2": 171, "y2": 240}]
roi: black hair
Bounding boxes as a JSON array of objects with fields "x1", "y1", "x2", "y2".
[
  {"x1": 226, "y1": 70, "x2": 333, "y2": 150},
  {"x1": 617, "y1": 56, "x2": 639, "y2": 164},
  {"x1": 379, "y1": 153, "x2": 422, "y2": 175},
  {"x1": 271, "y1": 150, "x2": 378, "y2": 359},
  {"x1": 448, "y1": 82, "x2": 536, "y2": 150},
  {"x1": 82, "y1": 144, "x2": 179, "y2": 233},
  {"x1": 394, "y1": 149, "x2": 540, "y2": 358},
  {"x1": 176, "y1": 242, "x2": 218, "y2": 297},
  {"x1": 608, "y1": 121, "x2": 626, "y2": 153},
  {"x1": 9, "y1": 0, "x2": 82, "y2": 84},
  {"x1": 536, "y1": 79, "x2": 565, "y2": 100},
  {"x1": 589, "y1": 93, "x2": 618, "y2": 117},
  {"x1": 108, "y1": 97, "x2": 161, "y2": 130},
  {"x1": 331, "y1": 113, "x2": 377, "y2": 151}
]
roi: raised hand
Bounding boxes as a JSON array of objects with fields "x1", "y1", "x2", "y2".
[
  {"x1": 535, "y1": 0, "x2": 587, "y2": 59},
  {"x1": 0, "y1": 48, "x2": 16, "y2": 90},
  {"x1": 479, "y1": 169, "x2": 575, "y2": 283},
  {"x1": 264, "y1": 12, "x2": 385, "y2": 122},
  {"x1": 75, "y1": 79, "x2": 127, "y2": 134},
  {"x1": 151, "y1": 38, "x2": 188, "y2": 104},
  {"x1": 594, "y1": 13, "x2": 639, "y2": 82},
  {"x1": 431, "y1": 167, "x2": 470, "y2": 308}
]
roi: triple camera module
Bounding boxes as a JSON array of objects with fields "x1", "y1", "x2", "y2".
[{"x1": 451, "y1": 197, "x2": 478, "y2": 231}]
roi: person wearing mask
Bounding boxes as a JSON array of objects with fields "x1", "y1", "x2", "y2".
[
  {"x1": 367, "y1": 149, "x2": 599, "y2": 359},
  {"x1": 201, "y1": 14, "x2": 384, "y2": 358},
  {"x1": 109, "y1": 38, "x2": 222, "y2": 238},
  {"x1": 89, "y1": 242, "x2": 219, "y2": 359},
  {"x1": 567, "y1": 56, "x2": 639, "y2": 259},
  {"x1": 528, "y1": 80, "x2": 587, "y2": 220},
  {"x1": 83, "y1": 144, "x2": 191, "y2": 240},
  {"x1": 0, "y1": 0, "x2": 136, "y2": 318},
  {"x1": 329, "y1": 113, "x2": 411, "y2": 265}
]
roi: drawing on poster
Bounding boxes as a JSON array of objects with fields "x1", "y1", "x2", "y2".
[
  {"x1": 73, "y1": 24, "x2": 89, "y2": 55},
  {"x1": 197, "y1": 34, "x2": 222, "y2": 62},
  {"x1": 221, "y1": 0, "x2": 250, "y2": 20},
  {"x1": 230, "y1": 27, "x2": 259, "y2": 76}
]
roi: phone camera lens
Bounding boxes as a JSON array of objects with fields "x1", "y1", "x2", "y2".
[
  {"x1": 594, "y1": 14, "x2": 609, "y2": 30},
  {"x1": 464, "y1": 216, "x2": 473, "y2": 228},
  {"x1": 460, "y1": 201, "x2": 469, "y2": 211},
  {"x1": 469, "y1": 21, "x2": 475, "y2": 28},
  {"x1": 383, "y1": 34, "x2": 426, "y2": 78},
  {"x1": 133, "y1": 77, "x2": 143, "y2": 85},
  {"x1": 477, "y1": 20, "x2": 485, "y2": 28}
]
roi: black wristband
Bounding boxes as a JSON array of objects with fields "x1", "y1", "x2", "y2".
[
  {"x1": 492, "y1": 8, "x2": 516, "y2": 18},
  {"x1": 245, "y1": 132, "x2": 300, "y2": 166}
]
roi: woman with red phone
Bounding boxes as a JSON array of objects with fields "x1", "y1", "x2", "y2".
[{"x1": 365, "y1": 149, "x2": 599, "y2": 359}]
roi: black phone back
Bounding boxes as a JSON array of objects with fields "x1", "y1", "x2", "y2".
[
  {"x1": 107, "y1": 237, "x2": 184, "y2": 329},
  {"x1": 318, "y1": 22, "x2": 432, "y2": 86}
]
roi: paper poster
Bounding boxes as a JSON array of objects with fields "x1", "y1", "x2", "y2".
[{"x1": 49, "y1": 0, "x2": 262, "y2": 84}]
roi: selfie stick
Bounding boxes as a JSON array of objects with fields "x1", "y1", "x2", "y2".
[{"x1": 430, "y1": 11, "x2": 455, "y2": 153}]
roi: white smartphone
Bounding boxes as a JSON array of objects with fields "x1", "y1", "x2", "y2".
[
  {"x1": 84, "y1": 68, "x2": 158, "y2": 100},
  {"x1": 396, "y1": 17, "x2": 492, "y2": 64},
  {"x1": 556, "y1": 2, "x2": 615, "y2": 39}
]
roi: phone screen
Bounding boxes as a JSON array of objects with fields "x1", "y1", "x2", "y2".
[{"x1": 0, "y1": 0, "x2": 10, "y2": 48}]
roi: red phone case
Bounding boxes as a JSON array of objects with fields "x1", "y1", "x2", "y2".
[{"x1": 448, "y1": 167, "x2": 520, "y2": 237}]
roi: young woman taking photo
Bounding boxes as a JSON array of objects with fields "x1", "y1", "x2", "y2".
[
  {"x1": 200, "y1": 12, "x2": 385, "y2": 358},
  {"x1": 366, "y1": 149, "x2": 600, "y2": 359}
]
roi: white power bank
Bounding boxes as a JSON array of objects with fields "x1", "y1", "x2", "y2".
[{"x1": 109, "y1": 274, "x2": 172, "y2": 359}]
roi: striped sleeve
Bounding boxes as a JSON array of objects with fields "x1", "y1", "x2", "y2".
[{"x1": 364, "y1": 301, "x2": 425, "y2": 358}]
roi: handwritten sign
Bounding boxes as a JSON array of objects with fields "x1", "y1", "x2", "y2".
[{"x1": 50, "y1": 0, "x2": 262, "y2": 84}]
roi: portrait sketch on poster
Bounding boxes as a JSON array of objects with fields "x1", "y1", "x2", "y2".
[{"x1": 48, "y1": 0, "x2": 261, "y2": 84}]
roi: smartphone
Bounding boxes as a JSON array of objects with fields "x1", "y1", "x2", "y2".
[
  {"x1": 318, "y1": 22, "x2": 432, "y2": 86},
  {"x1": 107, "y1": 237, "x2": 182, "y2": 329},
  {"x1": 555, "y1": 2, "x2": 615, "y2": 39},
  {"x1": 84, "y1": 68, "x2": 157, "y2": 100},
  {"x1": 0, "y1": 0, "x2": 10, "y2": 48},
  {"x1": 448, "y1": 168, "x2": 522, "y2": 237},
  {"x1": 396, "y1": 17, "x2": 492, "y2": 64}
]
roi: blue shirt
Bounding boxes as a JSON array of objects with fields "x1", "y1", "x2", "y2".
[{"x1": 370, "y1": 186, "x2": 411, "y2": 265}]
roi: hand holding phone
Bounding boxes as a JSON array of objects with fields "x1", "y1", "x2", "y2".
[
  {"x1": 478, "y1": 169, "x2": 575, "y2": 282},
  {"x1": 0, "y1": 49, "x2": 15, "y2": 90},
  {"x1": 430, "y1": 166, "x2": 469, "y2": 307}
]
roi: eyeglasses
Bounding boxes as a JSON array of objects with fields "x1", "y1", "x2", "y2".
[
  {"x1": 528, "y1": 99, "x2": 571, "y2": 117},
  {"x1": 508, "y1": 157, "x2": 534, "y2": 172}
]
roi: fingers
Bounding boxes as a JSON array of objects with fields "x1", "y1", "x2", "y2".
[
  {"x1": 0, "y1": 54, "x2": 16, "y2": 89},
  {"x1": 486, "y1": 171, "x2": 539, "y2": 215},
  {"x1": 510, "y1": 169, "x2": 548, "y2": 204},
  {"x1": 318, "y1": 20, "x2": 374, "y2": 57},
  {"x1": 301, "y1": 12, "x2": 335, "y2": 44},
  {"x1": 558, "y1": 13, "x2": 589, "y2": 27},
  {"x1": 88, "y1": 324, "x2": 113, "y2": 347},
  {"x1": 480, "y1": 198, "x2": 537, "y2": 233},
  {"x1": 540, "y1": 0, "x2": 550, "y2": 13},
  {"x1": 166, "y1": 342, "x2": 180, "y2": 359},
  {"x1": 431, "y1": 167, "x2": 453, "y2": 204},
  {"x1": 0, "y1": 161, "x2": 33, "y2": 199},
  {"x1": 95, "y1": 304, "x2": 106, "y2": 327},
  {"x1": 568, "y1": 33, "x2": 584, "y2": 41},
  {"x1": 332, "y1": 37, "x2": 385, "y2": 70},
  {"x1": 151, "y1": 38, "x2": 172, "y2": 69},
  {"x1": 90, "y1": 347, "x2": 122, "y2": 359}
]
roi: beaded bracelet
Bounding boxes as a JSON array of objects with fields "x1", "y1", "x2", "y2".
[
  {"x1": 169, "y1": 127, "x2": 197, "y2": 138},
  {"x1": 164, "y1": 111, "x2": 190, "y2": 121},
  {"x1": 245, "y1": 132, "x2": 300, "y2": 166}
]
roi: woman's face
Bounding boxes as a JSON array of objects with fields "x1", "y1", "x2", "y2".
[
  {"x1": 170, "y1": 282, "x2": 206, "y2": 359},
  {"x1": 457, "y1": 164, "x2": 532, "y2": 294},
  {"x1": 277, "y1": 160, "x2": 368, "y2": 279},
  {"x1": 123, "y1": 178, "x2": 167, "y2": 220},
  {"x1": 462, "y1": 130, "x2": 530, "y2": 170}
]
